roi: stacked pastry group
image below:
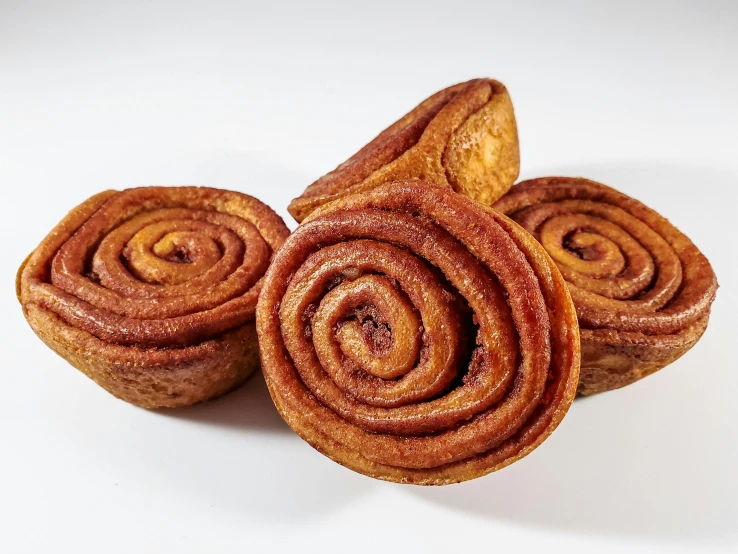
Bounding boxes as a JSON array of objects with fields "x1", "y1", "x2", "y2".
[{"x1": 17, "y1": 79, "x2": 717, "y2": 484}]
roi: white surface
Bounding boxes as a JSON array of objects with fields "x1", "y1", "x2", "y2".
[{"x1": 1, "y1": 1, "x2": 737, "y2": 553}]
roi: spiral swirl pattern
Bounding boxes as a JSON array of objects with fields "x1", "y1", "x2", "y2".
[
  {"x1": 17, "y1": 186, "x2": 289, "y2": 408},
  {"x1": 288, "y1": 79, "x2": 520, "y2": 222},
  {"x1": 495, "y1": 177, "x2": 718, "y2": 395},
  {"x1": 257, "y1": 181, "x2": 580, "y2": 484}
]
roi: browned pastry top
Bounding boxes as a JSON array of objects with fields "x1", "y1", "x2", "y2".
[
  {"x1": 17, "y1": 186, "x2": 290, "y2": 349},
  {"x1": 495, "y1": 177, "x2": 718, "y2": 342},
  {"x1": 288, "y1": 78, "x2": 520, "y2": 222},
  {"x1": 258, "y1": 180, "x2": 580, "y2": 484}
]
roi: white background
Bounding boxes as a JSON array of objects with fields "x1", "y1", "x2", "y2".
[{"x1": 2, "y1": 1, "x2": 737, "y2": 553}]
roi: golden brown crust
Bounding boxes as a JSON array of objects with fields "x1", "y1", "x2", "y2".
[
  {"x1": 288, "y1": 79, "x2": 519, "y2": 222},
  {"x1": 494, "y1": 177, "x2": 718, "y2": 395},
  {"x1": 18, "y1": 186, "x2": 289, "y2": 408},
  {"x1": 257, "y1": 180, "x2": 580, "y2": 484}
]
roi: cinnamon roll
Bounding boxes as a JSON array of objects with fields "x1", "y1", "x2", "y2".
[
  {"x1": 257, "y1": 180, "x2": 580, "y2": 484},
  {"x1": 288, "y1": 79, "x2": 519, "y2": 222},
  {"x1": 17, "y1": 186, "x2": 289, "y2": 408},
  {"x1": 495, "y1": 177, "x2": 718, "y2": 395}
]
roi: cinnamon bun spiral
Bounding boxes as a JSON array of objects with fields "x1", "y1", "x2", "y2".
[
  {"x1": 258, "y1": 181, "x2": 580, "y2": 484},
  {"x1": 17, "y1": 186, "x2": 289, "y2": 408},
  {"x1": 495, "y1": 177, "x2": 718, "y2": 395}
]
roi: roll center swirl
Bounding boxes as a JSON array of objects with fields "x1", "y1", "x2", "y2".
[{"x1": 315, "y1": 274, "x2": 422, "y2": 380}]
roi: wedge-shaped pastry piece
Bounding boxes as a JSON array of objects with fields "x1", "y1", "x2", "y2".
[
  {"x1": 17, "y1": 186, "x2": 289, "y2": 408},
  {"x1": 288, "y1": 79, "x2": 519, "y2": 222},
  {"x1": 495, "y1": 177, "x2": 718, "y2": 395},
  {"x1": 258, "y1": 181, "x2": 579, "y2": 484}
]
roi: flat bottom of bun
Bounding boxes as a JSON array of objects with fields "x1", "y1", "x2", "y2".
[
  {"x1": 24, "y1": 303, "x2": 260, "y2": 408},
  {"x1": 578, "y1": 316, "x2": 709, "y2": 396}
]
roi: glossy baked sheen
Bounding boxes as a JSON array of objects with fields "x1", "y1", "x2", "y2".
[
  {"x1": 17, "y1": 186, "x2": 289, "y2": 408},
  {"x1": 288, "y1": 79, "x2": 520, "y2": 222},
  {"x1": 257, "y1": 181, "x2": 580, "y2": 485},
  {"x1": 495, "y1": 177, "x2": 718, "y2": 395}
]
